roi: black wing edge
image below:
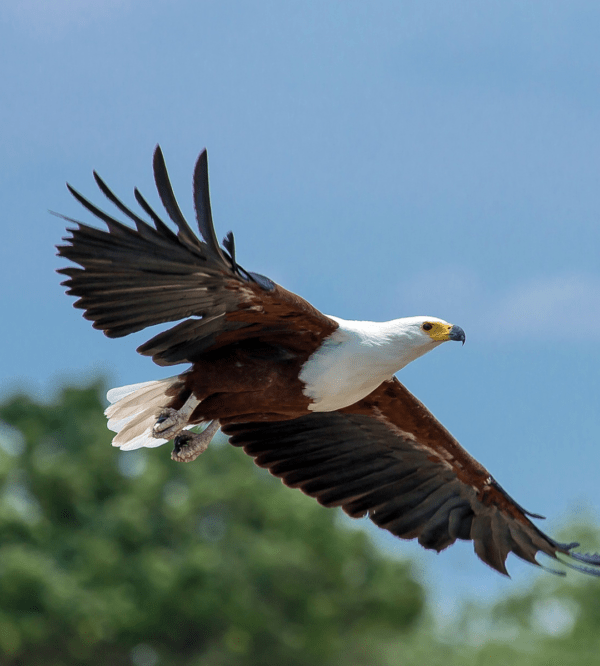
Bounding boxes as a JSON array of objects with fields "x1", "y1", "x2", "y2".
[
  {"x1": 190, "y1": 148, "x2": 275, "y2": 291},
  {"x1": 191, "y1": 148, "x2": 228, "y2": 265},
  {"x1": 551, "y1": 542, "x2": 600, "y2": 577},
  {"x1": 57, "y1": 144, "x2": 275, "y2": 292},
  {"x1": 55, "y1": 145, "x2": 279, "y2": 353},
  {"x1": 157, "y1": 146, "x2": 275, "y2": 290},
  {"x1": 222, "y1": 414, "x2": 600, "y2": 578}
]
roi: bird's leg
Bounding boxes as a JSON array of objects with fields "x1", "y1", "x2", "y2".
[
  {"x1": 153, "y1": 394, "x2": 201, "y2": 440},
  {"x1": 171, "y1": 420, "x2": 221, "y2": 463}
]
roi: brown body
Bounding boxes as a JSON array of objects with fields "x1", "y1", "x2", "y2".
[
  {"x1": 57, "y1": 146, "x2": 600, "y2": 577},
  {"x1": 157, "y1": 282, "x2": 340, "y2": 423},
  {"x1": 181, "y1": 348, "x2": 313, "y2": 423}
]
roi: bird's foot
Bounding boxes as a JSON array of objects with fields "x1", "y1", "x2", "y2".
[
  {"x1": 153, "y1": 408, "x2": 185, "y2": 439},
  {"x1": 171, "y1": 420, "x2": 221, "y2": 463},
  {"x1": 152, "y1": 394, "x2": 202, "y2": 440}
]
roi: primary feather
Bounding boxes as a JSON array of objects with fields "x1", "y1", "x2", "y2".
[{"x1": 57, "y1": 146, "x2": 600, "y2": 578}]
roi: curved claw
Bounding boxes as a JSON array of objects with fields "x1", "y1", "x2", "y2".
[{"x1": 171, "y1": 420, "x2": 221, "y2": 463}]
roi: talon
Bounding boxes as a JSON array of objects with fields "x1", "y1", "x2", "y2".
[
  {"x1": 152, "y1": 407, "x2": 184, "y2": 439},
  {"x1": 152, "y1": 395, "x2": 202, "y2": 440},
  {"x1": 155, "y1": 411, "x2": 172, "y2": 424},
  {"x1": 171, "y1": 420, "x2": 220, "y2": 463},
  {"x1": 172, "y1": 432, "x2": 194, "y2": 456}
]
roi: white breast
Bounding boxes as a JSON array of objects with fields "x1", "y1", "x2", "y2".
[{"x1": 299, "y1": 316, "x2": 443, "y2": 412}]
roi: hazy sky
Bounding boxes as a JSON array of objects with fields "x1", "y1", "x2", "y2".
[{"x1": 2, "y1": 1, "x2": 600, "y2": 611}]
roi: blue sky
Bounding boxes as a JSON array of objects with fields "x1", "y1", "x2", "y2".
[{"x1": 2, "y1": 1, "x2": 600, "y2": 611}]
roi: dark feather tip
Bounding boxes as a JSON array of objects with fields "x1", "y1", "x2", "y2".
[
  {"x1": 553, "y1": 543, "x2": 600, "y2": 576},
  {"x1": 222, "y1": 231, "x2": 237, "y2": 271},
  {"x1": 569, "y1": 549, "x2": 600, "y2": 566},
  {"x1": 490, "y1": 477, "x2": 546, "y2": 520},
  {"x1": 248, "y1": 272, "x2": 276, "y2": 292}
]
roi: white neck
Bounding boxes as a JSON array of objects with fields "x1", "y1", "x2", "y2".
[
  {"x1": 299, "y1": 316, "x2": 444, "y2": 412},
  {"x1": 355, "y1": 317, "x2": 444, "y2": 371}
]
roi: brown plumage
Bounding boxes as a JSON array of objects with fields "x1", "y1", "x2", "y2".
[{"x1": 57, "y1": 146, "x2": 600, "y2": 577}]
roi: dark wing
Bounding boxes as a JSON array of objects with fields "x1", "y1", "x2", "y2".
[
  {"x1": 57, "y1": 146, "x2": 337, "y2": 366},
  {"x1": 223, "y1": 378, "x2": 600, "y2": 576}
]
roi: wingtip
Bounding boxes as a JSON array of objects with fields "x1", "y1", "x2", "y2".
[
  {"x1": 191, "y1": 146, "x2": 228, "y2": 264},
  {"x1": 66, "y1": 183, "x2": 87, "y2": 207},
  {"x1": 555, "y1": 542, "x2": 600, "y2": 577},
  {"x1": 195, "y1": 148, "x2": 208, "y2": 170},
  {"x1": 192, "y1": 149, "x2": 209, "y2": 194},
  {"x1": 153, "y1": 144, "x2": 166, "y2": 172},
  {"x1": 568, "y1": 548, "x2": 600, "y2": 566}
]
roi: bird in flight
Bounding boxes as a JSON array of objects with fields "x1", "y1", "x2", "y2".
[{"x1": 57, "y1": 147, "x2": 600, "y2": 577}]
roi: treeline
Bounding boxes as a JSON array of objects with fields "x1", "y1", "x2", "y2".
[{"x1": 0, "y1": 382, "x2": 598, "y2": 665}]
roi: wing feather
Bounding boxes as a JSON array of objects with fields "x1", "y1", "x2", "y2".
[
  {"x1": 192, "y1": 148, "x2": 229, "y2": 266},
  {"x1": 57, "y1": 147, "x2": 337, "y2": 365},
  {"x1": 152, "y1": 146, "x2": 206, "y2": 251},
  {"x1": 223, "y1": 379, "x2": 600, "y2": 576}
]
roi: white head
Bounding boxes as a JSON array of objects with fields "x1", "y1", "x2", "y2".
[
  {"x1": 393, "y1": 315, "x2": 465, "y2": 343},
  {"x1": 383, "y1": 315, "x2": 466, "y2": 371},
  {"x1": 300, "y1": 314, "x2": 466, "y2": 412}
]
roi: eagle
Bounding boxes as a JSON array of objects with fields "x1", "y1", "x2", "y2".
[{"x1": 57, "y1": 146, "x2": 600, "y2": 577}]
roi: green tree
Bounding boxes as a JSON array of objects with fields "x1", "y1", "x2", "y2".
[
  {"x1": 0, "y1": 381, "x2": 424, "y2": 666},
  {"x1": 466, "y1": 522, "x2": 600, "y2": 666},
  {"x1": 422, "y1": 522, "x2": 600, "y2": 666}
]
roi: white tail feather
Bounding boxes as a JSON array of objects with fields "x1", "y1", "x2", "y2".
[{"x1": 105, "y1": 377, "x2": 181, "y2": 450}]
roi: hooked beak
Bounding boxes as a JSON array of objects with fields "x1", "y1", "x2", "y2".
[{"x1": 448, "y1": 325, "x2": 466, "y2": 345}]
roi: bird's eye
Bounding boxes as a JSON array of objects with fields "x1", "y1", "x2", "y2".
[{"x1": 422, "y1": 323, "x2": 433, "y2": 331}]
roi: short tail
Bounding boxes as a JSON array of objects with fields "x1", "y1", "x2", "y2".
[{"x1": 105, "y1": 377, "x2": 181, "y2": 450}]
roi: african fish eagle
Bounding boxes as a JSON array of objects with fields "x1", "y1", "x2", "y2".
[{"x1": 57, "y1": 146, "x2": 600, "y2": 577}]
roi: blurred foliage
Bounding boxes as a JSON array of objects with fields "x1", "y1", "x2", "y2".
[
  {"x1": 0, "y1": 381, "x2": 423, "y2": 666},
  {"x1": 1, "y1": 381, "x2": 600, "y2": 665},
  {"x1": 441, "y1": 520, "x2": 600, "y2": 666}
]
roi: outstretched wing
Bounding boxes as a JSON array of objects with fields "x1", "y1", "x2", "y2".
[
  {"x1": 223, "y1": 378, "x2": 600, "y2": 576},
  {"x1": 57, "y1": 146, "x2": 337, "y2": 366}
]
